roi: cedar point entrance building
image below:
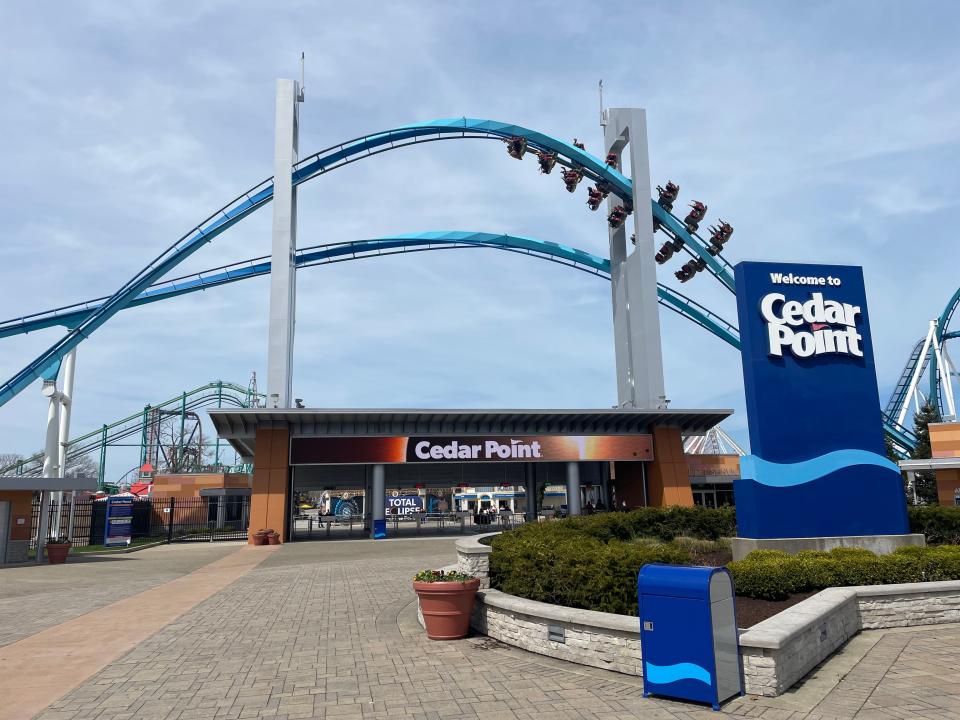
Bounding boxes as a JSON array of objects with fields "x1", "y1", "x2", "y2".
[
  {"x1": 209, "y1": 408, "x2": 730, "y2": 542},
  {"x1": 199, "y1": 79, "x2": 734, "y2": 543}
]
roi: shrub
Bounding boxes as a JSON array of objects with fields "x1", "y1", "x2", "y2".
[
  {"x1": 490, "y1": 522, "x2": 694, "y2": 615},
  {"x1": 488, "y1": 506, "x2": 960, "y2": 611},
  {"x1": 743, "y1": 549, "x2": 790, "y2": 561},
  {"x1": 729, "y1": 544, "x2": 960, "y2": 600},
  {"x1": 909, "y1": 506, "x2": 960, "y2": 545}
]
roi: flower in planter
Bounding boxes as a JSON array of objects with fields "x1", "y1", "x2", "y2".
[
  {"x1": 413, "y1": 569, "x2": 474, "y2": 583},
  {"x1": 413, "y1": 569, "x2": 480, "y2": 640}
]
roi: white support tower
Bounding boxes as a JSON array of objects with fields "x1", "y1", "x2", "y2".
[
  {"x1": 52, "y1": 348, "x2": 77, "y2": 537},
  {"x1": 36, "y1": 379, "x2": 63, "y2": 563},
  {"x1": 898, "y1": 320, "x2": 957, "y2": 425},
  {"x1": 266, "y1": 78, "x2": 302, "y2": 408},
  {"x1": 602, "y1": 108, "x2": 667, "y2": 409}
]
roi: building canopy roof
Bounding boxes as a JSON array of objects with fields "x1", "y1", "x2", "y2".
[
  {"x1": 0, "y1": 475, "x2": 98, "y2": 492},
  {"x1": 899, "y1": 457, "x2": 960, "y2": 471},
  {"x1": 208, "y1": 407, "x2": 733, "y2": 464}
]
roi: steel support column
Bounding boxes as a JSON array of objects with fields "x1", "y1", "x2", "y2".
[
  {"x1": 524, "y1": 463, "x2": 537, "y2": 523},
  {"x1": 566, "y1": 462, "x2": 582, "y2": 517},
  {"x1": 266, "y1": 78, "x2": 301, "y2": 408},
  {"x1": 603, "y1": 108, "x2": 666, "y2": 409},
  {"x1": 98, "y1": 424, "x2": 108, "y2": 487},
  {"x1": 371, "y1": 463, "x2": 385, "y2": 539},
  {"x1": 37, "y1": 380, "x2": 61, "y2": 563},
  {"x1": 53, "y1": 348, "x2": 76, "y2": 537}
]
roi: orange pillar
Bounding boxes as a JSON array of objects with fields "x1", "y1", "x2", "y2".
[
  {"x1": 249, "y1": 427, "x2": 291, "y2": 543},
  {"x1": 645, "y1": 426, "x2": 694, "y2": 507},
  {"x1": 936, "y1": 469, "x2": 960, "y2": 506}
]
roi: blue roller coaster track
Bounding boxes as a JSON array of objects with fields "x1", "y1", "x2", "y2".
[
  {"x1": 0, "y1": 232, "x2": 740, "y2": 349},
  {"x1": 885, "y1": 285, "x2": 960, "y2": 425},
  {"x1": 0, "y1": 117, "x2": 918, "y2": 452},
  {"x1": 0, "y1": 118, "x2": 735, "y2": 409}
]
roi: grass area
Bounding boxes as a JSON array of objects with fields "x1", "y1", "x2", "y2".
[
  {"x1": 71, "y1": 537, "x2": 165, "y2": 553},
  {"x1": 44, "y1": 537, "x2": 165, "y2": 555}
]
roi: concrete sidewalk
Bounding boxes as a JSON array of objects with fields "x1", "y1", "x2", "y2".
[
  {"x1": 9, "y1": 537, "x2": 960, "y2": 719},
  {"x1": 0, "y1": 542, "x2": 244, "y2": 648},
  {"x1": 0, "y1": 543, "x2": 276, "y2": 720}
]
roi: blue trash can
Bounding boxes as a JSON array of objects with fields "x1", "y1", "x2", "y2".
[{"x1": 637, "y1": 564, "x2": 744, "y2": 710}]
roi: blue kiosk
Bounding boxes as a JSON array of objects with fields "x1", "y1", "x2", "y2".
[{"x1": 638, "y1": 564, "x2": 744, "y2": 710}]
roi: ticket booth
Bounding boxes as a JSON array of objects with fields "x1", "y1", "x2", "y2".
[{"x1": 637, "y1": 565, "x2": 743, "y2": 710}]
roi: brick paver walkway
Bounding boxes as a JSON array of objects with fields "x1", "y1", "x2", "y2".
[
  {"x1": 0, "y1": 543, "x2": 241, "y2": 648},
  {"x1": 6, "y1": 538, "x2": 960, "y2": 719}
]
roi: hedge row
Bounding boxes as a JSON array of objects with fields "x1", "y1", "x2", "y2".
[
  {"x1": 492, "y1": 504, "x2": 960, "y2": 544},
  {"x1": 520, "y1": 506, "x2": 737, "y2": 542},
  {"x1": 907, "y1": 506, "x2": 960, "y2": 544},
  {"x1": 487, "y1": 506, "x2": 960, "y2": 612},
  {"x1": 489, "y1": 525, "x2": 691, "y2": 615},
  {"x1": 728, "y1": 545, "x2": 960, "y2": 600}
]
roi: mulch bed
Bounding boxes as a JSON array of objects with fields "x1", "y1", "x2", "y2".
[
  {"x1": 735, "y1": 591, "x2": 818, "y2": 627},
  {"x1": 686, "y1": 547, "x2": 816, "y2": 627}
]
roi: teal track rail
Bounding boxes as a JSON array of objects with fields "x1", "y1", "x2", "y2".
[
  {"x1": 0, "y1": 232, "x2": 741, "y2": 350},
  {"x1": 0, "y1": 118, "x2": 736, "y2": 408},
  {"x1": 0, "y1": 225, "x2": 916, "y2": 450},
  {"x1": 0, "y1": 116, "x2": 915, "y2": 451},
  {"x1": 928, "y1": 285, "x2": 960, "y2": 409},
  {"x1": 884, "y1": 284, "x2": 960, "y2": 424}
]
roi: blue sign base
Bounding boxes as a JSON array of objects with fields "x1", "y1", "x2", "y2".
[
  {"x1": 373, "y1": 519, "x2": 387, "y2": 539},
  {"x1": 735, "y1": 459, "x2": 909, "y2": 539}
]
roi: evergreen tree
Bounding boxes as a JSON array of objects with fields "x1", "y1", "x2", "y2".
[
  {"x1": 884, "y1": 434, "x2": 899, "y2": 463},
  {"x1": 910, "y1": 402, "x2": 941, "y2": 504}
]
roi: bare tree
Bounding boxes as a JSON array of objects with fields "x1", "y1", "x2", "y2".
[
  {"x1": 155, "y1": 413, "x2": 210, "y2": 473},
  {"x1": 0, "y1": 453, "x2": 24, "y2": 474},
  {"x1": 64, "y1": 453, "x2": 99, "y2": 479}
]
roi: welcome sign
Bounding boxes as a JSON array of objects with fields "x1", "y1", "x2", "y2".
[{"x1": 734, "y1": 261, "x2": 909, "y2": 539}]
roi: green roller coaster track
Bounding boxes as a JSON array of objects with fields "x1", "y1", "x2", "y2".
[{"x1": 0, "y1": 380, "x2": 263, "y2": 487}]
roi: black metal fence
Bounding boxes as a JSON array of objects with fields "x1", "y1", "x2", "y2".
[
  {"x1": 31, "y1": 496, "x2": 250, "y2": 548},
  {"x1": 161, "y1": 497, "x2": 251, "y2": 543}
]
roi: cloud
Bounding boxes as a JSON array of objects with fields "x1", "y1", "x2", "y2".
[{"x1": 1, "y1": 1, "x2": 958, "y2": 475}]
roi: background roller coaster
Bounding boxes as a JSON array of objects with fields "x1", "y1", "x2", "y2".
[{"x1": 1, "y1": 117, "x2": 935, "y2": 475}]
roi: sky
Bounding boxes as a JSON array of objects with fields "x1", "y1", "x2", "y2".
[{"x1": 1, "y1": 1, "x2": 958, "y2": 478}]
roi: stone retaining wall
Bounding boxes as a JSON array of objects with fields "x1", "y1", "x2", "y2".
[
  {"x1": 857, "y1": 582, "x2": 960, "y2": 628},
  {"x1": 739, "y1": 581, "x2": 960, "y2": 695},
  {"x1": 473, "y1": 589, "x2": 644, "y2": 676},
  {"x1": 454, "y1": 536, "x2": 960, "y2": 697},
  {"x1": 455, "y1": 533, "x2": 495, "y2": 588}
]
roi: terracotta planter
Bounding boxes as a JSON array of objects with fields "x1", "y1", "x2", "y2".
[
  {"x1": 252, "y1": 532, "x2": 268, "y2": 546},
  {"x1": 46, "y1": 542, "x2": 71, "y2": 564},
  {"x1": 414, "y1": 578, "x2": 480, "y2": 640},
  {"x1": 267, "y1": 533, "x2": 280, "y2": 545}
]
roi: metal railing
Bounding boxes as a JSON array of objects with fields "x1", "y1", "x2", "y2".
[{"x1": 30, "y1": 496, "x2": 250, "y2": 549}]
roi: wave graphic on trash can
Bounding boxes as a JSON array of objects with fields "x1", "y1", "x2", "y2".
[{"x1": 644, "y1": 662, "x2": 712, "y2": 686}]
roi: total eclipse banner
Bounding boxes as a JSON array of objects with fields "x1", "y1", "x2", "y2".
[{"x1": 290, "y1": 435, "x2": 653, "y2": 465}]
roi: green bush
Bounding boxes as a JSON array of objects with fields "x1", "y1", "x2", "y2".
[
  {"x1": 743, "y1": 549, "x2": 790, "y2": 561},
  {"x1": 489, "y1": 521, "x2": 694, "y2": 615},
  {"x1": 487, "y1": 506, "x2": 960, "y2": 612},
  {"x1": 909, "y1": 506, "x2": 960, "y2": 544},
  {"x1": 526, "y1": 506, "x2": 737, "y2": 544},
  {"x1": 729, "y1": 545, "x2": 960, "y2": 601}
]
